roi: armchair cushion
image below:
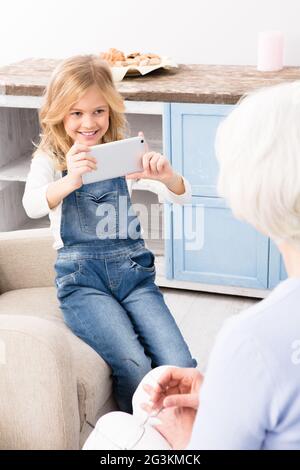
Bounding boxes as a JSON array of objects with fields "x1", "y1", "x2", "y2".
[
  {"x1": 0, "y1": 228, "x2": 56, "y2": 294},
  {"x1": 0, "y1": 286, "x2": 113, "y2": 433},
  {"x1": 0, "y1": 314, "x2": 79, "y2": 449},
  {"x1": 0, "y1": 228, "x2": 118, "y2": 448}
]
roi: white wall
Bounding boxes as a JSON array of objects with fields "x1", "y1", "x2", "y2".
[{"x1": 0, "y1": 0, "x2": 299, "y2": 67}]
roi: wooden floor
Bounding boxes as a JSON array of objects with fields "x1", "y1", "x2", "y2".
[{"x1": 160, "y1": 287, "x2": 258, "y2": 372}]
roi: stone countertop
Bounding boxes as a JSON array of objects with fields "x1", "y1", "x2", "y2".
[{"x1": 0, "y1": 58, "x2": 300, "y2": 104}]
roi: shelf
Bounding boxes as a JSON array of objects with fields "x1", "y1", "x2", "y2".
[
  {"x1": 125, "y1": 101, "x2": 164, "y2": 115},
  {"x1": 0, "y1": 94, "x2": 43, "y2": 109},
  {"x1": 0, "y1": 155, "x2": 31, "y2": 182},
  {"x1": 0, "y1": 160, "x2": 162, "y2": 186},
  {"x1": 0, "y1": 94, "x2": 164, "y2": 114},
  {"x1": 0, "y1": 180, "x2": 12, "y2": 191}
]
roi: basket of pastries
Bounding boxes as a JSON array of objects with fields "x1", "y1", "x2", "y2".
[{"x1": 99, "y1": 48, "x2": 178, "y2": 81}]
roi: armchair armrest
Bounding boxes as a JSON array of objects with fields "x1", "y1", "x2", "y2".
[
  {"x1": 0, "y1": 314, "x2": 80, "y2": 449},
  {"x1": 0, "y1": 228, "x2": 56, "y2": 294}
]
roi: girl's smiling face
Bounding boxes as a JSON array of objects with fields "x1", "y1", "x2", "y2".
[{"x1": 63, "y1": 85, "x2": 110, "y2": 145}]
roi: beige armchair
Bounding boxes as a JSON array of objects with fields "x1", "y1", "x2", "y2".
[{"x1": 0, "y1": 228, "x2": 117, "y2": 450}]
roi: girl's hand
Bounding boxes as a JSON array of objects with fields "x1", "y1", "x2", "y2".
[
  {"x1": 65, "y1": 142, "x2": 97, "y2": 189},
  {"x1": 126, "y1": 132, "x2": 185, "y2": 194},
  {"x1": 126, "y1": 132, "x2": 175, "y2": 184}
]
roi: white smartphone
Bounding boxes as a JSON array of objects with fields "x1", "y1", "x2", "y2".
[{"x1": 82, "y1": 135, "x2": 146, "y2": 184}]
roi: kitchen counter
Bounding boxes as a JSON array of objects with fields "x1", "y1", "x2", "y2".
[
  {"x1": 0, "y1": 58, "x2": 300, "y2": 104},
  {"x1": 0, "y1": 57, "x2": 291, "y2": 297}
]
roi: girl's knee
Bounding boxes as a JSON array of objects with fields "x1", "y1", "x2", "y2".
[
  {"x1": 121, "y1": 355, "x2": 152, "y2": 379},
  {"x1": 155, "y1": 352, "x2": 197, "y2": 369}
]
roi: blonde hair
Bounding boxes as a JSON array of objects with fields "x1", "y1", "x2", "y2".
[
  {"x1": 33, "y1": 54, "x2": 127, "y2": 171},
  {"x1": 216, "y1": 80, "x2": 300, "y2": 248}
]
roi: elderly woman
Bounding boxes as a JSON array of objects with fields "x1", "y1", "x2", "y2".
[
  {"x1": 144, "y1": 80, "x2": 300, "y2": 450},
  {"x1": 84, "y1": 81, "x2": 300, "y2": 450}
]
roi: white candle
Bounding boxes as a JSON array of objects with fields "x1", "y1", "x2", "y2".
[{"x1": 257, "y1": 31, "x2": 284, "y2": 72}]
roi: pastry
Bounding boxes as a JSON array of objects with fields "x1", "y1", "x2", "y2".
[{"x1": 100, "y1": 49, "x2": 161, "y2": 67}]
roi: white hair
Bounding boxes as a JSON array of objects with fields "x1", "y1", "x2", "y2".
[{"x1": 216, "y1": 80, "x2": 300, "y2": 248}]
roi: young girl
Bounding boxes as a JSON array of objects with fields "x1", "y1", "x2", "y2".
[{"x1": 23, "y1": 54, "x2": 197, "y2": 413}]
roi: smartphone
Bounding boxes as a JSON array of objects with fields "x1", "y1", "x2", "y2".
[{"x1": 82, "y1": 135, "x2": 146, "y2": 184}]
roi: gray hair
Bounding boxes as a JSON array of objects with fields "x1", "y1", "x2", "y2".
[{"x1": 216, "y1": 80, "x2": 300, "y2": 249}]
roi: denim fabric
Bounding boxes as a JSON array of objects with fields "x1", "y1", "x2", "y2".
[{"x1": 55, "y1": 173, "x2": 196, "y2": 412}]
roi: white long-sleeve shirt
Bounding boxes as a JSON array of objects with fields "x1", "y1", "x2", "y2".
[{"x1": 22, "y1": 152, "x2": 192, "y2": 250}]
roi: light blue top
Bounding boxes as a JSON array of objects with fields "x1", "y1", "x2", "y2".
[{"x1": 188, "y1": 278, "x2": 300, "y2": 450}]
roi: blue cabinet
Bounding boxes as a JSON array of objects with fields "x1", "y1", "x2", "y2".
[
  {"x1": 268, "y1": 241, "x2": 288, "y2": 288},
  {"x1": 164, "y1": 102, "x2": 283, "y2": 291},
  {"x1": 170, "y1": 103, "x2": 234, "y2": 197},
  {"x1": 171, "y1": 197, "x2": 269, "y2": 288}
]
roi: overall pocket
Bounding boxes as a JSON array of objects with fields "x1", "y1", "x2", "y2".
[
  {"x1": 54, "y1": 259, "x2": 82, "y2": 289},
  {"x1": 128, "y1": 248, "x2": 156, "y2": 272},
  {"x1": 76, "y1": 190, "x2": 118, "y2": 238}
]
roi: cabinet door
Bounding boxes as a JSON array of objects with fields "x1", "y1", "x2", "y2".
[
  {"x1": 170, "y1": 103, "x2": 234, "y2": 197},
  {"x1": 268, "y1": 241, "x2": 288, "y2": 288},
  {"x1": 172, "y1": 197, "x2": 269, "y2": 288}
]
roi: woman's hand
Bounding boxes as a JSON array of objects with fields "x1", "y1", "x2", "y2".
[
  {"x1": 65, "y1": 142, "x2": 97, "y2": 189},
  {"x1": 126, "y1": 132, "x2": 185, "y2": 194},
  {"x1": 148, "y1": 404, "x2": 198, "y2": 450},
  {"x1": 141, "y1": 367, "x2": 203, "y2": 449}
]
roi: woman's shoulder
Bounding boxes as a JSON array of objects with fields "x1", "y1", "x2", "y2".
[
  {"x1": 219, "y1": 300, "x2": 272, "y2": 345},
  {"x1": 218, "y1": 278, "x2": 300, "y2": 352}
]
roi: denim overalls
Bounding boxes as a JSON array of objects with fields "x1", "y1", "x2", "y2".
[{"x1": 54, "y1": 172, "x2": 196, "y2": 412}]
